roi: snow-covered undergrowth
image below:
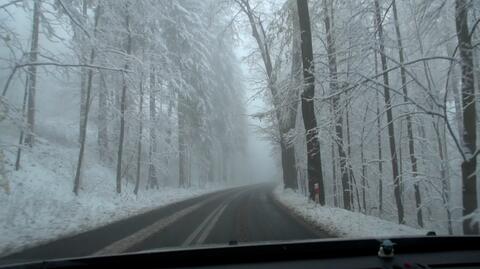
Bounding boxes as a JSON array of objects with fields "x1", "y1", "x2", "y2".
[
  {"x1": 0, "y1": 136, "x2": 222, "y2": 257},
  {"x1": 273, "y1": 185, "x2": 425, "y2": 238}
]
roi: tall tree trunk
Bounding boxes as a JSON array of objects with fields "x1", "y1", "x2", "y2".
[
  {"x1": 441, "y1": 122, "x2": 454, "y2": 235},
  {"x1": 411, "y1": 3, "x2": 456, "y2": 231},
  {"x1": 97, "y1": 72, "x2": 108, "y2": 162},
  {"x1": 15, "y1": 75, "x2": 29, "y2": 170},
  {"x1": 134, "y1": 81, "x2": 144, "y2": 195},
  {"x1": 374, "y1": 0, "x2": 404, "y2": 224},
  {"x1": 185, "y1": 145, "x2": 190, "y2": 186},
  {"x1": 163, "y1": 86, "x2": 174, "y2": 188},
  {"x1": 346, "y1": 104, "x2": 357, "y2": 210},
  {"x1": 445, "y1": 44, "x2": 458, "y2": 235},
  {"x1": 323, "y1": 0, "x2": 350, "y2": 209},
  {"x1": 374, "y1": 51, "x2": 384, "y2": 217},
  {"x1": 434, "y1": 120, "x2": 453, "y2": 234},
  {"x1": 281, "y1": 143, "x2": 298, "y2": 189},
  {"x1": 24, "y1": 0, "x2": 41, "y2": 147},
  {"x1": 361, "y1": 105, "x2": 369, "y2": 213},
  {"x1": 376, "y1": 90, "x2": 384, "y2": 216},
  {"x1": 148, "y1": 66, "x2": 158, "y2": 189},
  {"x1": 178, "y1": 95, "x2": 187, "y2": 188},
  {"x1": 79, "y1": 0, "x2": 88, "y2": 143},
  {"x1": 455, "y1": 0, "x2": 479, "y2": 234},
  {"x1": 115, "y1": 8, "x2": 132, "y2": 194},
  {"x1": 73, "y1": 4, "x2": 101, "y2": 195},
  {"x1": 296, "y1": 0, "x2": 325, "y2": 203},
  {"x1": 472, "y1": 9, "x2": 480, "y2": 98},
  {"x1": 283, "y1": 1, "x2": 302, "y2": 190},
  {"x1": 391, "y1": 0, "x2": 423, "y2": 227},
  {"x1": 331, "y1": 126, "x2": 338, "y2": 206},
  {"x1": 447, "y1": 43, "x2": 464, "y2": 144}
]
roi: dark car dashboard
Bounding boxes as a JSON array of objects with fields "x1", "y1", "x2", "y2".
[{"x1": 1, "y1": 236, "x2": 480, "y2": 269}]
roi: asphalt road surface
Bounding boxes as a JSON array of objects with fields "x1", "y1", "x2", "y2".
[{"x1": 1, "y1": 183, "x2": 329, "y2": 265}]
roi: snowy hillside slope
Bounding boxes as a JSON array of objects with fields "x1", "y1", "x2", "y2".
[
  {"x1": 273, "y1": 186, "x2": 426, "y2": 238},
  {"x1": 0, "y1": 133, "x2": 222, "y2": 257}
]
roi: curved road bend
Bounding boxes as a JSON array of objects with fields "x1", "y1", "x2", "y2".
[{"x1": 1, "y1": 183, "x2": 330, "y2": 264}]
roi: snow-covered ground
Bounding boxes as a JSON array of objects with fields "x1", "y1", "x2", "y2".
[
  {"x1": 273, "y1": 186, "x2": 425, "y2": 238},
  {"x1": 0, "y1": 135, "x2": 223, "y2": 257}
]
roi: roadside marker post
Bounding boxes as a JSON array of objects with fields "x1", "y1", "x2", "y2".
[{"x1": 314, "y1": 183, "x2": 320, "y2": 204}]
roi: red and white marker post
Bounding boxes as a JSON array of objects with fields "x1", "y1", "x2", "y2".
[{"x1": 314, "y1": 183, "x2": 320, "y2": 204}]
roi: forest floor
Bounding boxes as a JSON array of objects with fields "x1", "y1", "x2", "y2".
[
  {"x1": 0, "y1": 133, "x2": 223, "y2": 258},
  {"x1": 273, "y1": 186, "x2": 426, "y2": 238}
]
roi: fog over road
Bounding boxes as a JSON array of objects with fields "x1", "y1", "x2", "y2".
[{"x1": 1, "y1": 183, "x2": 328, "y2": 265}]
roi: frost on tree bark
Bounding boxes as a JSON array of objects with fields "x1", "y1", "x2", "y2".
[
  {"x1": 374, "y1": 0, "x2": 404, "y2": 224},
  {"x1": 73, "y1": 4, "x2": 101, "y2": 195},
  {"x1": 296, "y1": 0, "x2": 325, "y2": 203},
  {"x1": 115, "y1": 7, "x2": 132, "y2": 194},
  {"x1": 455, "y1": 0, "x2": 479, "y2": 235},
  {"x1": 391, "y1": 0, "x2": 423, "y2": 227},
  {"x1": 323, "y1": 0, "x2": 351, "y2": 209},
  {"x1": 24, "y1": 0, "x2": 41, "y2": 147}
]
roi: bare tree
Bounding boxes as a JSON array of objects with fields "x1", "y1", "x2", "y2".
[
  {"x1": 235, "y1": 0, "x2": 298, "y2": 190},
  {"x1": 24, "y1": 0, "x2": 41, "y2": 146},
  {"x1": 178, "y1": 93, "x2": 187, "y2": 188},
  {"x1": 374, "y1": 0, "x2": 404, "y2": 224},
  {"x1": 97, "y1": 72, "x2": 109, "y2": 162},
  {"x1": 79, "y1": 0, "x2": 88, "y2": 143},
  {"x1": 323, "y1": 0, "x2": 351, "y2": 210},
  {"x1": 374, "y1": 51, "x2": 384, "y2": 217},
  {"x1": 134, "y1": 80, "x2": 144, "y2": 195},
  {"x1": 73, "y1": 4, "x2": 101, "y2": 195},
  {"x1": 147, "y1": 66, "x2": 158, "y2": 189},
  {"x1": 14, "y1": 75, "x2": 29, "y2": 170},
  {"x1": 391, "y1": 0, "x2": 423, "y2": 227},
  {"x1": 115, "y1": 4, "x2": 132, "y2": 194}
]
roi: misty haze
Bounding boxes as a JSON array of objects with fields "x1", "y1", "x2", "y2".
[{"x1": 0, "y1": 0, "x2": 480, "y2": 265}]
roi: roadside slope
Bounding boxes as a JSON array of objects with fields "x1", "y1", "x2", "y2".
[
  {"x1": 273, "y1": 186, "x2": 425, "y2": 238},
  {"x1": 0, "y1": 136, "x2": 222, "y2": 257}
]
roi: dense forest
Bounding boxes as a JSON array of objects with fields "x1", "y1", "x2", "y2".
[
  {"x1": 1, "y1": 0, "x2": 479, "y2": 238},
  {"x1": 231, "y1": 0, "x2": 479, "y2": 235},
  {"x1": 0, "y1": 0, "x2": 248, "y2": 193}
]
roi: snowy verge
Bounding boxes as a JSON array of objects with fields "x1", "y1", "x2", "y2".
[
  {"x1": 0, "y1": 137, "x2": 223, "y2": 257},
  {"x1": 273, "y1": 185, "x2": 425, "y2": 238}
]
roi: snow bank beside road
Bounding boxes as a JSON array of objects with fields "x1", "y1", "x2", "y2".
[
  {"x1": 273, "y1": 186, "x2": 424, "y2": 238},
  {"x1": 0, "y1": 138, "x2": 222, "y2": 257}
]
